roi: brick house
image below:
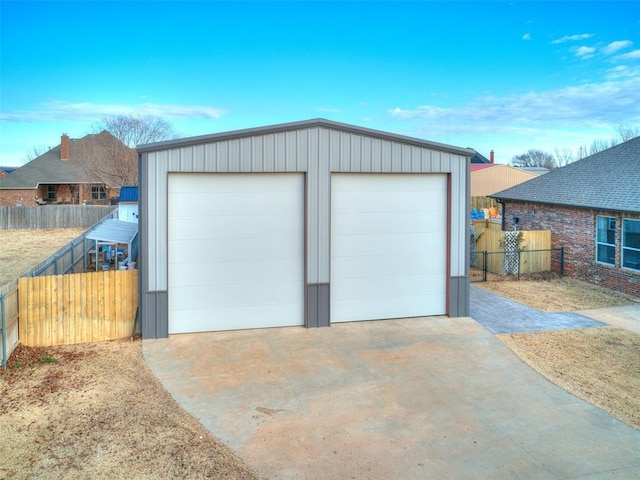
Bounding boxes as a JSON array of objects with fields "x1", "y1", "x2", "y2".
[
  {"x1": 491, "y1": 136, "x2": 640, "y2": 297},
  {"x1": 0, "y1": 132, "x2": 134, "y2": 207}
]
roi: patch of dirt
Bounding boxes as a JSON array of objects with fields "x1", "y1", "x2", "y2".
[
  {"x1": 498, "y1": 327, "x2": 640, "y2": 429},
  {"x1": 477, "y1": 275, "x2": 639, "y2": 312},
  {"x1": 0, "y1": 338, "x2": 261, "y2": 479},
  {"x1": 0, "y1": 228, "x2": 86, "y2": 286}
]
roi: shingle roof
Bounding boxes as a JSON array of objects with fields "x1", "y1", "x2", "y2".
[
  {"x1": 491, "y1": 136, "x2": 640, "y2": 214},
  {"x1": 0, "y1": 131, "x2": 129, "y2": 189}
]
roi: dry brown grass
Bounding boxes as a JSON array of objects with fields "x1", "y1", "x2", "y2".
[
  {"x1": 0, "y1": 339, "x2": 260, "y2": 480},
  {"x1": 481, "y1": 276, "x2": 640, "y2": 430},
  {"x1": 498, "y1": 327, "x2": 640, "y2": 429},
  {"x1": 0, "y1": 228, "x2": 86, "y2": 286},
  {"x1": 477, "y1": 274, "x2": 638, "y2": 312}
]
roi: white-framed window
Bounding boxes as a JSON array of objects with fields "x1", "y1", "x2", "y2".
[
  {"x1": 622, "y1": 219, "x2": 640, "y2": 271},
  {"x1": 91, "y1": 185, "x2": 107, "y2": 200},
  {"x1": 596, "y1": 215, "x2": 616, "y2": 265}
]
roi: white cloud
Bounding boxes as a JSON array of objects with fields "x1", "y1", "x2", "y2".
[
  {"x1": 615, "y1": 49, "x2": 640, "y2": 60},
  {"x1": 574, "y1": 45, "x2": 596, "y2": 58},
  {"x1": 0, "y1": 101, "x2": 227, "y2": 122},
  {"x1": 602, "y1": 40, "x2": 633, "y2": 55},
  {"x1": 522, "y1": 33, "x2": 531, "y2": 41},
  {"x1": 388, "y1": 76, "x2": 640, "y2": 135},
  {"x1": 551, "y1": 33, "x2": 594, "y2": 44}
]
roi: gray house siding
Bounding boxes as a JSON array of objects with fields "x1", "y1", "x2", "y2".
[{"x1": 138, "y1": 119, "x2": 472, "y2": 338}]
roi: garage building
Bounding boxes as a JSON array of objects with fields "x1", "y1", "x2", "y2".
[{"x1": 137, "y1": 119, "x2": 472, "y2": 338}]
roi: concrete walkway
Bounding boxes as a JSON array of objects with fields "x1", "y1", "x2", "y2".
[
  {"x1": 470, "y1": 284, "x2": 608, "y2": 334},
  {"x1": 144, "y1": 297, "x2": 640, "y2": 479}
]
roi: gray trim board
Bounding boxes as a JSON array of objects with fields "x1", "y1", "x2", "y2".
[
  {"x1": 141, "y1": 291, "x2": 168, "y2": 338},
  {"x1": 306, "y1": 284, "x2": 330, "y2": 328},
  {"x1": 449, "y1": 276, "x2": 470, "y2": 317}
]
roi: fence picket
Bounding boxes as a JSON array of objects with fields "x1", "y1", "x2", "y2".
[{"x1": 18, "y1": 270, "x2": 138, "y2": 347}]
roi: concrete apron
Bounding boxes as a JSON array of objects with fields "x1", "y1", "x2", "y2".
[{"x1": 143, "y1": 317, "x2": 640, "y2": 480}]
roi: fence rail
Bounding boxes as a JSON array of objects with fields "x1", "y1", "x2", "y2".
[
  {"x1": 18, "y1": 270, "x2": 138, "y2": 347},
  {"x1": 0, "y1": 205, "x2": 116, "y2": 230},
  {"x1": 471, "y1": 248, "x2": 565, "y2": 282}
]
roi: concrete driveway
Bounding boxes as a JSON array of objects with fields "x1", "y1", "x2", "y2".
[{"x1": 143, "y1": 310, "x2": 640, "y2": 479}]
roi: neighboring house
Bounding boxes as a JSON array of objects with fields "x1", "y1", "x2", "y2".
[
  {"x1": 472, "y1": 164, "x2": 538, "y2": 197},
  {"x1": 491, "y1": 137, "x2": 640, "y2": 297},
  {"x1": 137, "y1": 118, "x2": 473, "y2": 338},
  {"x1": 118, "y1": 185, "x2": 139, "y2": 223},
  {"x1": 470, "y1": 149, "x2": 494, "y2": 164},
  {"x1": 0, "y1": 132, "x2": 132, "y2": 206}
]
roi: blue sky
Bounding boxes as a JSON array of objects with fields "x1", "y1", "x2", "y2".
[{"x1": 1, "y1": 0, "x2": 639, "y2": 166}]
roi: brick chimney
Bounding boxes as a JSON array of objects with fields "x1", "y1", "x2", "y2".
[
  {"x1": 60, "y1": 134, "x2": 70, "y2": 161},
  {"x1": 490, "y1": 150, "x2": 495, "y2": 164}
]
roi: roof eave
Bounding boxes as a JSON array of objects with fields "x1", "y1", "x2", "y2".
[
  {"x1": 491, "y1": 196, "x2": 640, "y2": 215},
  {"x1": 137, "y1": 118, "x2": 475, "y2": 158}
]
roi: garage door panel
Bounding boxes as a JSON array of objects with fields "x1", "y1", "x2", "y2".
[
  {"x1": 171, "y1": 281, "x2": 301, "y2": 310},
  {"x1": 332, "y1": 274, "x2": 445, "y2": 300},
  {"x1": 169, "y1": 258, "x2": 303, "y2": 287},
  {"x1": 331, "y1": 254, "x2": 443, "y2": 278},
  {"x1": 332, "y1": 212, "x2": 434, "y2": 235},
  {"x1": 169, "y1": 214, "x2": 301, "y2": 241},
  {"x1": 170, "y1": 236, "x2": 302, "y2": 263},
  {"x1": 332, "y1": 232, "x2": 442, "y2": 257},
  {"x1": 332, "y1": 293, "x2": 444, "y2": 322},
  {"x1": 168, "y1": 173, "x2": 304, "y2": 333},
  {"x1": 331, "y1": 174, "x2": 447, "y2": 323},
  {"x1": 170, "y1": 303, "x2": 303, "y2": 334}
]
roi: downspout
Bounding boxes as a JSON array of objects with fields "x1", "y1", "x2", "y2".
[{"x1": 496, "y1": 198, "x2": 505, "y2": 231}]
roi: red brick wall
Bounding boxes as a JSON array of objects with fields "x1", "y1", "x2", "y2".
[
  {"x1": 503, "y1": 201, "x2": 640, "y2": 297},
  {"x1": 0, "y1": 189, "x2": 38, "y2": 206}
]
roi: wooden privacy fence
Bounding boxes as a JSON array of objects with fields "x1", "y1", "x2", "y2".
[
  {"x1": 471, "y1": 227, "x2": 552, "y2": 276},
  {"x1": 18, "y1": 270, "x2": 138, "y2": 347},
  {"x1": 0, "y1": 205, "x2": 116, "y2": 230}
]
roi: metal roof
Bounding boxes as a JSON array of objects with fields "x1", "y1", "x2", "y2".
[
  {"x1": 86, "y1": 219, "x2": 138, "y2": 244},
  {"x1": 471, "y1": 164, "x2": 537, "y2": 197},
  {"x1": 137, "y1": 118, "x2": 475, "y2": 157},
  {"x1": 118, "y1": 185, "x2": 138, "y2": 202},
  {"x1": 491, "y1": 136, "x2": 640, "y2": 213}
]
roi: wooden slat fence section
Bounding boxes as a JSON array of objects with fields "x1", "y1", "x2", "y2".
[
  {"x1": 18, "y1": 270, "x2": 138, "y2": 347},
  {"x1": 0, "y1": 206, "x2": 116, "y2": 230},
  {"x1": 474, "y1": 228, "x2": 552, "y2": 276}
]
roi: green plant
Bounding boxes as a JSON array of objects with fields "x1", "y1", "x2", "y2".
[
  {"x1": 499, "y1": 231, "x2": 526, "y2": 251},
  {"x1": 38, "y1": 356, "x2": 57, "y2": 364}
]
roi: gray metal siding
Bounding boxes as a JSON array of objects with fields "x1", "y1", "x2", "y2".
[
  {"x1": 139, "y1": 121, "x2": 472, "y2": 336},
  {"x1": 449, "y1": 276, "x2": 470, "y2": 317}
]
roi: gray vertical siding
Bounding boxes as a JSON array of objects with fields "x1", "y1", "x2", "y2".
[{"x1": 138, "y1": 120, "x2": 472, "y2": 337}]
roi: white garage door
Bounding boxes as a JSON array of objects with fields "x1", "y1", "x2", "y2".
[
  {"x1": 168, "y1": 173, "x2": 304, "y2": 334},
  {"x1": 331, "y1": 174, "x2": 447, "y2": 323}
]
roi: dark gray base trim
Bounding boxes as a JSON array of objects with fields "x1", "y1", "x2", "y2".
[
  {"x1": 449, "y1": 276, "x2": 470, "y2": 317},
  {"x1": 306, "y1": 283, "x2": 330, "y2": 328},
  {"x1": 141, "y1": 291, "x2": 169, "y2": 338}
]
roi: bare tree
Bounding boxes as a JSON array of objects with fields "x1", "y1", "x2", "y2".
[
  {"x1": 23, "y1": 145, "x2": 52, "y2": 163},
  {"x1": 554, "y1": 147, "x2": 574, "y2": 167},
  {"x1": 615, "y1": 124, "x2": 640, "y2": 142},
  {"x1": 94, "y1": 114, "x2": 175, "y2": 148},
  {"x1": 80, "y1": 114, "x2": 176, "y2": 186},
  {"x1": 511, "y1": 149, "x2": 557, "y2": 169},
  {"x1": 77, "y1": 131, "x2": 139, "y2": 186}
]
